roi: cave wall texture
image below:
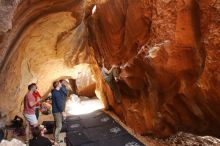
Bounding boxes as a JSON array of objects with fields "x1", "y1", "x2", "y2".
[{"x1": 0, "y1": 0, "x2": 220, "y2": 138}]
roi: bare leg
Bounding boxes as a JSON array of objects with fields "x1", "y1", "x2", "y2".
[{"x1": 25, "y1": 123, "x2": 30, "y2": 143}]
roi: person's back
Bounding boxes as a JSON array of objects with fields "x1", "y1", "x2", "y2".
[
  {"x1": 29, "y1": 127, "x2": 52, "y2": 146},
  {"x1": 112, "y1": 67, "x2": 119, "y2": 79},
  {"x1": 29, "y1": 136, "x2": 52, "y2": 146}
]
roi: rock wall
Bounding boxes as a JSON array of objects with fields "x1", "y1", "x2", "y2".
[
  {"x1": 0, "y1": 0, "x2": 220, "y2": 138},
  {"x1": 0, "y1": 0, "x2": 100, "y2": 118},
  {"x1": 88, "y1": 0, "x2": 220, "y2": 137}
]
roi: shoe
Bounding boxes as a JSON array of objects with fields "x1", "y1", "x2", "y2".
[
  {"x1": 25, "y1": 139, "x2": 29, "y2": 144},
  {"x1": 57, "y1": 140, "x2": 64, "y2": 143},
  {"x1": 39, "y1": 124, "x2": 45, "y2": 129}
]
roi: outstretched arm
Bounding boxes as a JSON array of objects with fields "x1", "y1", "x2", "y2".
[
  {"x1": 103, "y1": 66, "x2": 116, "y2": 74},
  {"x1": 60, "y1": 86, "x2": 68, "y2": 97}
]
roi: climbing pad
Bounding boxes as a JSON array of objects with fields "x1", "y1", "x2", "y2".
[{"x1": 66, "y1": 110, "x2": 145, "y2": 146}]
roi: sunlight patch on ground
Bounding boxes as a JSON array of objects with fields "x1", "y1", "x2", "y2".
[{"x1": 66, "y1": 94, "x2": 104, "y2": 115}]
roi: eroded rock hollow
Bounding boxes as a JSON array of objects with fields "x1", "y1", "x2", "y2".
[{"x1": 0, "y1": 0, "x2": 219, "y2": 138}]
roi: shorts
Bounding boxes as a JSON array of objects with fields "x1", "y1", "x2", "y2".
[{"x1": 23, "y1": 114, "x2": 38, "y2": 125}]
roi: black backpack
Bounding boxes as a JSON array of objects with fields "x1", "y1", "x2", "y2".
[{"x1": 11, "y1": 115, "x2": 23, "y2": 128}]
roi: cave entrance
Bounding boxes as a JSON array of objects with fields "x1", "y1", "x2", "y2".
[{"x1": 54, "y1": 63, "x2": 105, "y2": 116}]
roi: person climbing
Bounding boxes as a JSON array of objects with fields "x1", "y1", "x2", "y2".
[
  {"x1": 32, "y1": 83, "x2": 42, "y2": 120},
  {"x1": 29, "y1": 126, "x2": 52, "y2": 146},
  {"x1": 52, "y1": 81, "x2": 66, "y2": 144},
  {"x1": 23, "y1": 83, "x2": 42, "y2": 143},
  {"x1": 101, "y1": 59, "x2": 121, "y2": 103}
]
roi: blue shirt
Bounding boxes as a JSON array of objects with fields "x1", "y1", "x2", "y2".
[
  {"x1": 60, "y1": 85, "x2": 68, "y2": 101},
  {"x1": 52, "y1": 89, "x2": 64, "y2": 113}
]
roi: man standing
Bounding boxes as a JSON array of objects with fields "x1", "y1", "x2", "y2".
[
  {"x1": 52, "y1": 81, "x2": 65, "y2": 144},
  {"x1": 32, "y1": 83, "x2": 42, "y2": 119},
  {"x1": 23, "y1": 83, "x2": 41, "y2": 143}
]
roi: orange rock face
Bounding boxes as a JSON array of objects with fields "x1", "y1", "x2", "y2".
[
  {"x1": 88, "y1": 0, "x2": 220, "y2": 137},
  {"x1": 0, "y1": 0, "x2": 220, "y2": 138}
]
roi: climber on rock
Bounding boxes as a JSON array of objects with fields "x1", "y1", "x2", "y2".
[{"x1": 101, "y1": 59, "x2": 121, "y2": 103}]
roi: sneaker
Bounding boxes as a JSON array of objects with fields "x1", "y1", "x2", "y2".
[
  {"x1": 57, "y1": 140, "x2": 64, "y2": 143},
  {"x1": 25, "y1": 139, "x2": 29, "y2": 144},
  {"x1": 39, "y1": 124, "x2": 45, "y2": 129}
]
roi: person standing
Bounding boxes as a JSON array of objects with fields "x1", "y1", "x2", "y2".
[
  {"x1": 52, "y1": 81, "x2": 65, "y2": 144},
  {"x1": 23, "y1": 83, "x2": 41, "y2": 143},
  {"x1": 32, "y1": 83, "x2": 42, "y2": 119}
]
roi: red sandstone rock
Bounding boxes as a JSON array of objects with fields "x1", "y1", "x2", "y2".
[
  {"x1": 0, "y1": 0, "x2": 219, "y2": 138},
  {"x1": 77, "y1": 83, "x2": 96, "y2": 98},
  {"x1": 88, "y1": 0, "x2": 220, "y2": 137}
]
